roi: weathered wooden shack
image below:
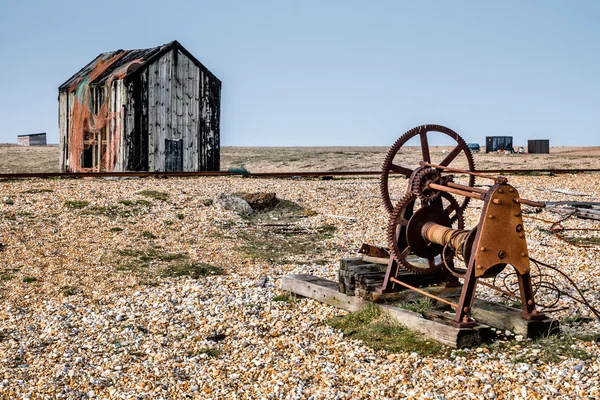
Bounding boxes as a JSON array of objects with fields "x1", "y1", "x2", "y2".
[
  {"x1": 17, "y1": 133, "x2": 47, "y2": 146},
  {"x1": 58, "y1": 41, "x2": 221, "y2": 172}
]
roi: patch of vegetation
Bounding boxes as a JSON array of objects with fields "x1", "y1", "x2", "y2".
[
  {"x1": 203, "y1": 199, "x2": 213, "y2": 206},
  {"x1": 22, "y1": 188, "x2": 53, "y2": 194},
  {"x1": 0, "y1": 273, "x2": 14, "y2": 281},
  {"x1": 197, "y1": 347, "x2": 222, "y2": 358},
  {"x1": 397, "y1": 297, "x2": 434, "y2": 313},
  {"x1": 64, "y1": 200, "x2": 89, "y2": 209},
  {"x1": 237, "y1": 224, "x2": 339, "y2": 263},
  {"x1": 119, "y1": 199, "x2": 152, "y2": 207},
  {"x1": 139, "y1": 279, "x2": 159, "y2": 287},
  {"x1": 509, "y1": 300, "x2": 523, "y2": 309},
  {"x1": 141, "y1": 231, "x2": 158, "y2": 239},
  {"x1": 160, "y1": 262, "x2": 224, "y2": 279},
  {"x1": 177, "y1": 213, "x2": 185, "y2": 220},
  {"x1": 110, "y1": 227, "x2": 124, "y2": 232},
  {"x1": 117, "y1": 248, "x2": 187, "y2": 262},
  {"x1": 3, "y1": 198, "x2": 15, "y2": 205},
  {"x1": 115, "y1": 248, "x2": 219, "y2": 279},
  {"x1": 316, "y1": 224, "x2": 337, "y2": 238},
  {"x1": 272, "y1": 293, "x2": 293, "y2": 302},
  {"x1": 59, "y1": 285, "x2": 81, "y2": 296},
  {"x1": 4, "y1": 213, "x2": 16, "y2": 221},
  {"x1": 137, "y1": 190, "x2": 169, "y2": 201},
  {"x1": 326, "y1": 305, "x2": 446, "y2": 357},
  {"x1": 515, "y1": 334, "x2": 593, "y2": 364},
  {"x1": 566, "y1": 235, "x2": 600, "y2": 246},
  {"x1": 22, "y1": 276, "x2": 38, "y2": 283},
  {"x1": 88, "y1": 205, "x2": 132, "y2": 218}
]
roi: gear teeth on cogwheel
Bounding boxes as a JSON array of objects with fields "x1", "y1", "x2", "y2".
[{"x1": 380, "y1": 124, "x2": 476, "y2": 217}]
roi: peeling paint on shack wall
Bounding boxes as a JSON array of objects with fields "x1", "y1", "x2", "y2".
[{"x1": 58, "y1": 40, "x2": 221, "y2": 173}]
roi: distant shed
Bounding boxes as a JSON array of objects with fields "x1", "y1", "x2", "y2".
[
  {"x1": 17, "y1": 133, "x2": 47, "y2": 146},
  {"x1": 58, "y1": 40, "x2": 221, "y2": 173},
  {"x1": 486, "y1": 136, "x2": 514, "y2": 153},
  {"x1": 528, "y1": 140, "x2": 550, "y2": 154}
]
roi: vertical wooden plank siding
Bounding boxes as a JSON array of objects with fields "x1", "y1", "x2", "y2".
[
  {"x1": 181, "y1": 55, "x2": 190, "y2": 170},
  {"x1": 68, "y1": 91, "x2": 75, "y2": 171},
  {"x1": 191, "y1": 63, "x2": 200, "y2": 171},
  {"x1": 173, "y1": 50, "x2": 184, "y2": 170},
  {"x1": 140, "y1": 69, "x2": 149, "y2": 170},
  {"x1": 198, "y1": 71, "x2": 205, "y2": 170},
  {"x1": 58, "y1": 91, "x2": 68, "y2": 172},
  {"x1": 124, "y1": 80, "x2": 135, "y2": 171},
  {"x1": 212, "y1": 79, "x2": 222, "y2": 171},
  {"x1": 147, "y1": 61, "x2": 157, "y2": 171}
]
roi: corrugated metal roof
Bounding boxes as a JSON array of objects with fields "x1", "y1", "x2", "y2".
[{"x1": 59, "y1": 41, "x2": 217, "y2": 91}]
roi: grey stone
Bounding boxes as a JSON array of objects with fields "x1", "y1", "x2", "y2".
[{"x1": 215, "y1": 193, "x2": 253, "y2": 214}]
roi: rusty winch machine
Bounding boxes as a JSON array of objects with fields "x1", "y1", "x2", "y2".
[{"x1": 368, "y1": 124, "x2": 549, "y2": 328}]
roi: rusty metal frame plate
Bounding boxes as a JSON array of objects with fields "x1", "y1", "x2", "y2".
[{"x1": 474, "y1": 184, "x2": 530, "y2": 277}]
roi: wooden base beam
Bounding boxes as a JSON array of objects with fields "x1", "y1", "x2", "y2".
[{"x1": 282, "y1": 274, "x2": 490, "y2": 348}]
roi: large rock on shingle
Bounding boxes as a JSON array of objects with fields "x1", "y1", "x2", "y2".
[{"x1": 215, "y1": 193, "x2": 253, "y2": 214}]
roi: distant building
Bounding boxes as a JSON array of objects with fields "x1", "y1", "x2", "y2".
[
  {"x1": 58, "y1": 40, "x2": 221, "y2": 173},
  {"x1": 528, "y1": 140, "x2": 550, "y2": 154},
  {"x1": 486, "y1": 136, "x2": 514, "y2": 153},
  {"x1": 17, "y1": 133, "x2": 47, "y2": 146}
]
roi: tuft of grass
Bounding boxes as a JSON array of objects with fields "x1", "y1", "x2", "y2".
[
  {"x1": 197, "y1": 347, "x2": 222, "y2": 358},
  {"x1": 272, "y1": 293, "x2": 293, "y2": 302},
  {"x1": 567, "y1": 236, "x2": 600, "y2": 246},
  {"x1": 22, "y1": 188, "x2": 53, "y2": 194},
  {"x1": 160, "y1": 262, "x2": 224, "y2": 279},
  {"x1": 22, "y1": 276, "x2": 38, "y2": 283},
  {"x1": 317, "y1": 224, "x2": 337, "y2": 238},
  {"x1": 59, "y1": 285, "x2": 81, "y2": 296},
  {"x1": 64, "y1": 200, "x2": 89, "y2": 209},
  {"x1": 3, "y1": 199, "x2": 15, "y2": 205},
  {"x1": 110, "y1": 227, "x2": 124, "y2": 232},
  {"x1": 525, "y1": 334, "x2": 593, "y2": 363},
  {"x1": 397, "y1": 297, "x2": 434, "y2": 313},
  {"x1": 326, "y1": 305, "x2": 446, "y2": 356},
  {"x1": 177, "y1": 213, "x2": 184, "y2": 220},
  {"x1": 0, "y1": 273, "x2": 14, "y2": 281},
  {"x1": 141, "y1": 231, "x2": 158, "y2": 239},
  {"x1": 115, "y1": 248, "x2": 188, "y2": 273},
  {"x1": 117, "y1": 248, "x2": 187, "y2": 262},
  {"x1": 137, "y1": 190, "x2": 169, "y2": 201},
  {"x1": 509, "y1": 301, "x2": 523, "y2": 309},
  {"x1": 203, "y1": 199, "x2": 213, "y2": 207},
  {"x1": 119, "y1": 199, "x2": 152, "y2": 207}
]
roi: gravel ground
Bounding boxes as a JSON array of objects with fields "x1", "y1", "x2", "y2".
[{"x1": 1, "y1": 174, "x2": 600, "y2": 399}]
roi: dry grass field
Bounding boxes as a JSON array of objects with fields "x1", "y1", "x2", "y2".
[
  {"x1": 1, "y1": 144, "x2": 600, "y2": 174},
  {"x1": 1, "y1": 145, "x2": 600, "y2": 398}
]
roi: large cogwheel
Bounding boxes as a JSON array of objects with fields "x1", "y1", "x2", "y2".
[{"x1": 380, "y1": 124, "x2": 476, "y2": 215}]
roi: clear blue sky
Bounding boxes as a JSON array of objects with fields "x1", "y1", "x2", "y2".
[{"x1": 0, "y1": 1, "x2": 598, "y2": 146}]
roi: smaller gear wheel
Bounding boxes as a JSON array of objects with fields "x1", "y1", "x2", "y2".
[
  {"x1": 387, "y1": 191, "x2": 465, "y2": 275},
  {"x1": 411, "y1": 167, "x2": 442, "y2": 202}
]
